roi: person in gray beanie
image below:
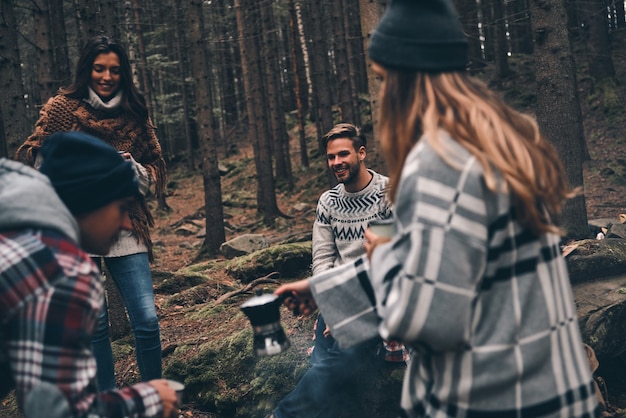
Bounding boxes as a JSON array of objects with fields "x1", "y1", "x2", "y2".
[
  {"x1": 274, "y1": 0, "x2": 600, "y2": 417},
  {"x1": 0, "y1": 132, "x2": 179, "y2": 418}
]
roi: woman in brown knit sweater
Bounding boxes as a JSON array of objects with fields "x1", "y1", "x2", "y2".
[{"x1": 16, "y1": 35, "x2": 165, "y2": 391}]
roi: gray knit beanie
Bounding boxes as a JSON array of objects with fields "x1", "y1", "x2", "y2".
[{"x1": 368, "y1": 0, "x2": 468, "y2": 72}]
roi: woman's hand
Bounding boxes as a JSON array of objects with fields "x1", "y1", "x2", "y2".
[
  {"x1": 364, "y1": 228, "x2": 391, "y2": 260},
  {"x1": 274, "y1": 279, "x2": 317, "y2": 316}
]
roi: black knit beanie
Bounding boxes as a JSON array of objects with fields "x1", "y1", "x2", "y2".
[
  {"x1": 40, "y1": 131, "x2": 139, "y2": 215},
  {"x1": 368, "y1": 0, "x2": 468, "y2": 72}
]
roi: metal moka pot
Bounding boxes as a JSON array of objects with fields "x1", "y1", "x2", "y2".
[{"x1": 240, "y1": 290, "x2": 290, "y2": 356}]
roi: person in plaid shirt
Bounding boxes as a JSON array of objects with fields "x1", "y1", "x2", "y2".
[
  {"x1": 274, "y1": 0, "x2": 600, "y2": 416},
  {"x1": 0, "y1": 132, "x2": 177, "y2": 418}
]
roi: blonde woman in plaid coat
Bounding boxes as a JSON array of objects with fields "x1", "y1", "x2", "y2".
[{"x1": 274, "y1": 0, "x2": 599, "y2": 416}]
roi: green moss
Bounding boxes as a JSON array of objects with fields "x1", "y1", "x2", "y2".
[{"x1": 225, "y1": 242, "x2": 312, "y2": 282}]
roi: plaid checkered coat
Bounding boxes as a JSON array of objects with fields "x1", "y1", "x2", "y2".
[
  {"x1": 0, "y1": 159, "x2": 162, "y2": 418},
  {"x1": 309, "y1": 133, "x2": 599, "y2": 417}
]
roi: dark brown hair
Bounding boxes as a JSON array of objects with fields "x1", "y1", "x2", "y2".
[{"x1": 60, "y1": 35, "x2": 149, "y2": 122}]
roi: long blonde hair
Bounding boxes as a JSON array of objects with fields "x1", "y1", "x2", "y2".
[{"x1": 378, "y1": 70, "x2": 573, "y2": 235}]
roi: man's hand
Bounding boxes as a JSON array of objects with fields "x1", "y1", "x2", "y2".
[
  {"x1": 274, "y1": 279, "x2": 317, "y2": 316},
  {"x1": 148, "y1": 379, "x2": 179, "y2": 418}
]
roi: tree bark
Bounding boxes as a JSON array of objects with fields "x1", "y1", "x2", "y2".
[
  {"x1": 235, "y1": 0, "x2": 281, "y2": 225},
  {"x1": 171, "y1": 0, "x2": 195, "y2": 170},
  {"x1": 0, "y1": 1, "x2": 32, "y2": 158},
  {"x1": 260, "y1": 1, "x2": 293, "y2": 189},
  {"x1": 359, "y1": 0, "x2": 386, "y2": 138},
  {"x1": 492, "y1": 0, "x2": 511, "y2": 82},
  {"x1": 288, "y1": 0, "x2": 309, "y2": 168},
  {"x1": 529, "y1": 0, "x2": 589, "y2": 238},
  {"x1": 301, "y1": 1, "x2": 334, "y2": 153},
  {"x1": 32, "y1": 0, "x2": 58, "y2": 102},
  {"x1": 333, "y1": 0, "x2": 358, "y2": 125},
  {"x1": 455, "y1": 0, "x2": 484, "y2": 69},
  {"x1": 48, "y1": 0, "x2": 72, "y2": 88},
  {"x1": 579, "y1": 0, "x2": 616, "y2": 82},
  {"x1": 186, "y1": 0, "x2": 227, "y2": 254}
]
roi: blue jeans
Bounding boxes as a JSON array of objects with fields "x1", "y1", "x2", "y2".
[
  {"x1": 272, "y1": 314, "x2": 384, "y2": 418},
  {"x1": 91, "y1": 253, "x2": 162, "y2": 390}
]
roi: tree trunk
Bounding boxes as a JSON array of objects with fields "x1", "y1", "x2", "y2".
[
  {"x1": 359, "y1": 0, "x2": 386, "y2": 138},
  {"x1": 529, "y1": 0, "x2": 589, "y2": 238},
  {"x1": 580, "y1": 0, "x2": 616, "y2": 82},
  {"x1": 614, "y1": 0, "x2": 625, "y2": 28},
  {"x1": 288, "y1": 0, "x2": 309, "y2": 168},
  {"x1": 235, "y1": 0, "x2": 281, "y2": 225},
  {"x1": 333, "y1": 0, "x2": 358, "y2": 125},
  {"x1": 171, "y1": 0, "x2": 194, "y2": 170},
  {"x1": 455, "y1": 0, "x2": 484, "y2": 69},
  {"x1": 32, "y1": 0, "x2": 58, "y2": 102},
  {"x1": 48, "y1": 0, "x2": 72, "y2": 88},
  {"x1": 492, "y1": 0, "x2": 511, "y2": 81},
  {"x1": 346, "y1": 0, "x2": 368, "y2": 97},
  {"x1": 507, "y1": 0, "x2": 533, "y2": 54},
  {"x1": 302, "y1": 1, "x2": 335, "y2": 153},
  {"x1": 0, "y1": 1, "x2": 31, "y2": 158},
  {"x1": 260, "y1": 1, "x2": 293, "y2": 189},
  {"x1": 186, "y1": 0, "x2": 227, "y2": 255}
]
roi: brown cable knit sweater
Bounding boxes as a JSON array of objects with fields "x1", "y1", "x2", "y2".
[{"x1": 16, "y1": 95, "x2": 166, "y2": 260}]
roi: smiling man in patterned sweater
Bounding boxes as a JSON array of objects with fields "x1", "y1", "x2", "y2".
[{"x1": 269, "y1": 123, "x2": 397, "y2": 418}]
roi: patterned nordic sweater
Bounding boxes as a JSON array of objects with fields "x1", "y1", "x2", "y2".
[
  {"x1": 309, "y1": 132, "x2": 599, "y2": 417},
  {"x1": 311, "y1": 169, "x2": 392, "y2": 275}
]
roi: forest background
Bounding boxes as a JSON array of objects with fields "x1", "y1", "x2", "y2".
[{"x1": 2, "y1": 0, "x2": 626, "y2": 417}]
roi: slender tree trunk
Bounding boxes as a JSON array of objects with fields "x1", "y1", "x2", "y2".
[
  {"x1": 302, "y1": 1, "x2": 334, "y2": 153},
  {"x1": 455, "y1": 0, "x2": 484, "y2": 68},
  {"x1": 48, "y1": 0, "x2": 72, "y2": 88},
  {"x1": 172, "y1": 0, "x2": 194, "y2": 169},
  {"x1": 614, "y1": 0, "x2": 625, "y2": 28},
  {"x1": 186, "y1": 0, "x2": 227, "y2": 254},
  {"x1": 0, "y1": 1, "x2": 31, "y2": 158},
  {"x1": 333, "y1": 0, "x2": 358, "y2": 125},
  {"x1": 32, "y1": 0, "x2": 58, "y2": 101},
  {"x1": 235, "y1": 0, "x2": 280, "y2": 225},
  {"x1": 359, "y1": 0, "x2": 386, "y2": 138},
  {"x1": 507, "y1": 0, "x2": 533, "y2": 54},
  {"x1": 530, "y1": 0, "x2": 589, "y2": 238},
  {"x1": 580, "y1": 0, "x2": 616, "y2": 81},
  {"x1": 492, "y1": 0, "x2": 511, "y2": 81},
  {"x1": 346, "y1": 0, "x2": 368, "y2": 97},
  {"x1": 288, "y1": 0, "x2": 309, "y2": 167},
  {"x1": 481, "y1": 0, "x2": 495, "y2": 62},
  {"x1": 260, "y1": 1, "x2": 293, "y2": 189}
]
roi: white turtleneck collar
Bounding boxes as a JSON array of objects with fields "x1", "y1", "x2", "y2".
[{"x1": 84, "y1": 87, "x2": 123, "y2": 111}]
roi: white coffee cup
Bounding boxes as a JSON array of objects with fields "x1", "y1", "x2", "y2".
[{"x1": 368, "y1": 219, "x2": 394, "y2": 238}]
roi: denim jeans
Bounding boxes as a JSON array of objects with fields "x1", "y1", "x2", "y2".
[
  {"x1": 91, "y1": 253, "x2": 162, "y2": 390},
  {"x1": 272, "y1": 314, "x2": 384, "y2": 418}
]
